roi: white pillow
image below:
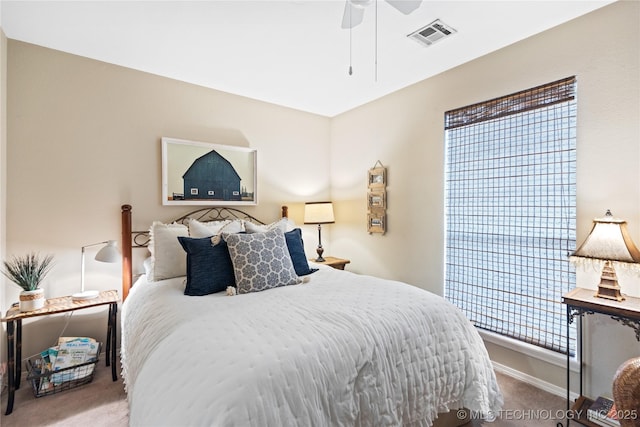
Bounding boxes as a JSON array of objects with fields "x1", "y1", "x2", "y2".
[
  {"x1": 147, "y1": 221, "x2": 189, "y2": 281},
  {"x1": 244, "y1": 217, "x2": 295, "y2": 233},
  {"x1": 142, "y1": 256, "x2": 153, "y2": 277},
  {"x1": 188, "y1": 218, "x2": 243, "y2": 238}
]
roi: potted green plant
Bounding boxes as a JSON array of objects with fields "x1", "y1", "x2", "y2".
[{"x1": 2, "y1": 252, "x2": 54, "y2": 312}]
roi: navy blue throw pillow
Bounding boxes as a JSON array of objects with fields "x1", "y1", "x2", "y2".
[
  {"x1": 177, "y1": 236, "x2": 236, "y2": 296},
  {"x1": 284, "y1": 228, "x2": 318, "y2": 276}
]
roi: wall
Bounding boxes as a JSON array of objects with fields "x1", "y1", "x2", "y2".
[
  {"x1": 5, "y1": 41, "x2": 332, "y2": 358},
  {"x1": 0, "y1": 26, "x2": 7, "y2": 379},
  {"x1": 330, "y1": 0, "x2": 639, "y2": 397}
]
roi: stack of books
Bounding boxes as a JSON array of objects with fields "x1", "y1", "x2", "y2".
[{"x1": 587, "y1": 396, "x2": 620, "y2": 427}]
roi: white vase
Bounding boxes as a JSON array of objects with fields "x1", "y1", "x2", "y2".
[{"x1": 19, "y1": 288, "x2": 45, "y2": 312}]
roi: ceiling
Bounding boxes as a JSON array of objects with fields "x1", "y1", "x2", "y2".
[{"x1": 1, "y1": 0, "x2": 615, "y2": 117}]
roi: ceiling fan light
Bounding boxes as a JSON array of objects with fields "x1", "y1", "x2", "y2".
[{"x1": 350, "y1": 0, "x2": 373, "y2": 8}]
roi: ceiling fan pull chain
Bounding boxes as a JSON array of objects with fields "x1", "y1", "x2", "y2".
[
  {"x1": 375, "y1": 0, "x2": 378, "y2": 81},
  {"x1": 349, "y1": 2, "x2": 353, "y2": 75}
]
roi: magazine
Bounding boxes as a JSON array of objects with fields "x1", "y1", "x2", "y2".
[
  {"x1": 587, "y1": 396, "x2": 620, "y2": 427},
  {"x1": 50, "y1": 337, "x2": 99, "y2": 385}
]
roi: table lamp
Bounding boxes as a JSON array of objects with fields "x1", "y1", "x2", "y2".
[
  {"x1": 73, "y1": 240, "x2": 120, "y2": 301},
  {"x1": 304, "y1": 202, "x2": 335, "y2": 262},
  {"x1": 570, "y1": 210, "x2": 640, "y2": 301}
]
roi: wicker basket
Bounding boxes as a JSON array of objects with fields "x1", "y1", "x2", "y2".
[
  {"x1": 612, "y1": 356, "x2": 640, "y2": 427},
  {"x1": 26, "y1": 342, "x2": 102, "y2": 398}
]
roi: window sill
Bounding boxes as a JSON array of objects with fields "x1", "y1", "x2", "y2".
[{"x1": 478, "y1": 328, "x2": 580, "y2": 373}]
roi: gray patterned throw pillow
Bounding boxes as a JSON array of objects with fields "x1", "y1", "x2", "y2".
[{"x1": 224, "y1": 228, "x2": 300, "y2": 294}]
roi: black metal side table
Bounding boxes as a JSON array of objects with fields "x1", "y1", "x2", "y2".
[{"x1": 562, "y1": 287, "x2": 640, "y2": 426}]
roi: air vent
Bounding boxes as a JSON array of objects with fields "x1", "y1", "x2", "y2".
[{"x1": 407, "y1": 19, "x2": 456, "y2": 47}]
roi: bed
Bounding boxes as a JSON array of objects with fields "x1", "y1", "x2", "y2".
[{"x1": 119, "y1": 204, "x2": 503, "y2": 426}]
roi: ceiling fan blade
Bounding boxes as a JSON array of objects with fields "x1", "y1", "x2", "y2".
[
  {"x1": 385, "y1": 0, "x2": 422, "y2": 15},
  {"x1": 341, "y1": 1, "x2": 365, "y2": 29}
]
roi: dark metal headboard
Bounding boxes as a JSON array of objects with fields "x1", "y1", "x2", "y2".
[
  {"x1": 130, "y1": 207, "x2": 268, "y2": 249},
  {"x1": 121, "y1": 204, "x2": 289, "y2": 300}
]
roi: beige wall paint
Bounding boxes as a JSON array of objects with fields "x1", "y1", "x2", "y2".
[
  {"x1": 330, "y1": 0, "x2": 640, "y2": 397},
  {"x1": 5, "y1": 40, "x2": 331, "y2": 358},
  {"x1": 1, "y1": 28, "x2": 7, "y2": 375},
  {"x1": 2, "y1": 0, "x2": 639, "y2": 399}
]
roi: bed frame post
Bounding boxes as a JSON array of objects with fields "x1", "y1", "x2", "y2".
[{"x1": 121, "y1": 204, "x2": 132, "y2": 301}]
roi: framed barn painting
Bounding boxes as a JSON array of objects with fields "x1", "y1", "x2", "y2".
[{"x1": 162, "y1": 137, "x2": 257, "y2": 206}]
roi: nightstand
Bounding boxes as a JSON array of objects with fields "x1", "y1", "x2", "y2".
[
  {"x1": 562, "y1": 287, "x2": 640, "y2": 426},
  {"x1": 311, "y1": 256, "x2": 350, "y2": 270},
  {"x1": 1, "y1": 290, "x2": 120, "y2": 415}
]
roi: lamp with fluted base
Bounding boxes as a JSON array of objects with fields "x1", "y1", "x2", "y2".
[{"x1": 570, "y1": 210, "x2": 640, "y2": 301}]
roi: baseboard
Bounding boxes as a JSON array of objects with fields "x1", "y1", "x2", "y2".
[{"x1": 492, "y1": 360, "x2": 579, "y2": 402}]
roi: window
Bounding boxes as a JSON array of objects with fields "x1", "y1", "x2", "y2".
[{"x1": 444, "y1": 77, "x2": 577, "y2": 355}]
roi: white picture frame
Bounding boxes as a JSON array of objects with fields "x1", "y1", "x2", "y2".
[{"x1": 161, "y1": 137, "x2": 257, "y2": 206}]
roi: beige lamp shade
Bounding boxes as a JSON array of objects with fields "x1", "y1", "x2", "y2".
[
  {"x1": 304, "y1": 202, "x2": 335, "y2": 224},
  {"x1": 572, "y1": 210, "x2": 640, "y2": 263}
]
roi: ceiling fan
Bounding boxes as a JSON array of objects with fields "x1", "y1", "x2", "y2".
[{"x1": 341, "y1": 0, "x2": 422, "y2": 29}]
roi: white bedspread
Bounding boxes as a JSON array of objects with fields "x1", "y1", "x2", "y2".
[{"x1": 121, "y1": 266, "x2": 503, "y2": 427}]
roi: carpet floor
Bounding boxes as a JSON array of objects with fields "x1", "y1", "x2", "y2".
[{"x1": 0, "y1": 356, "x2": 566, "y2": 426}]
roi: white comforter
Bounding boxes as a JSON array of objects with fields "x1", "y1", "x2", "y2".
[{"x1": 121, "y1": 266, "x2": 502, "y2": 427}]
